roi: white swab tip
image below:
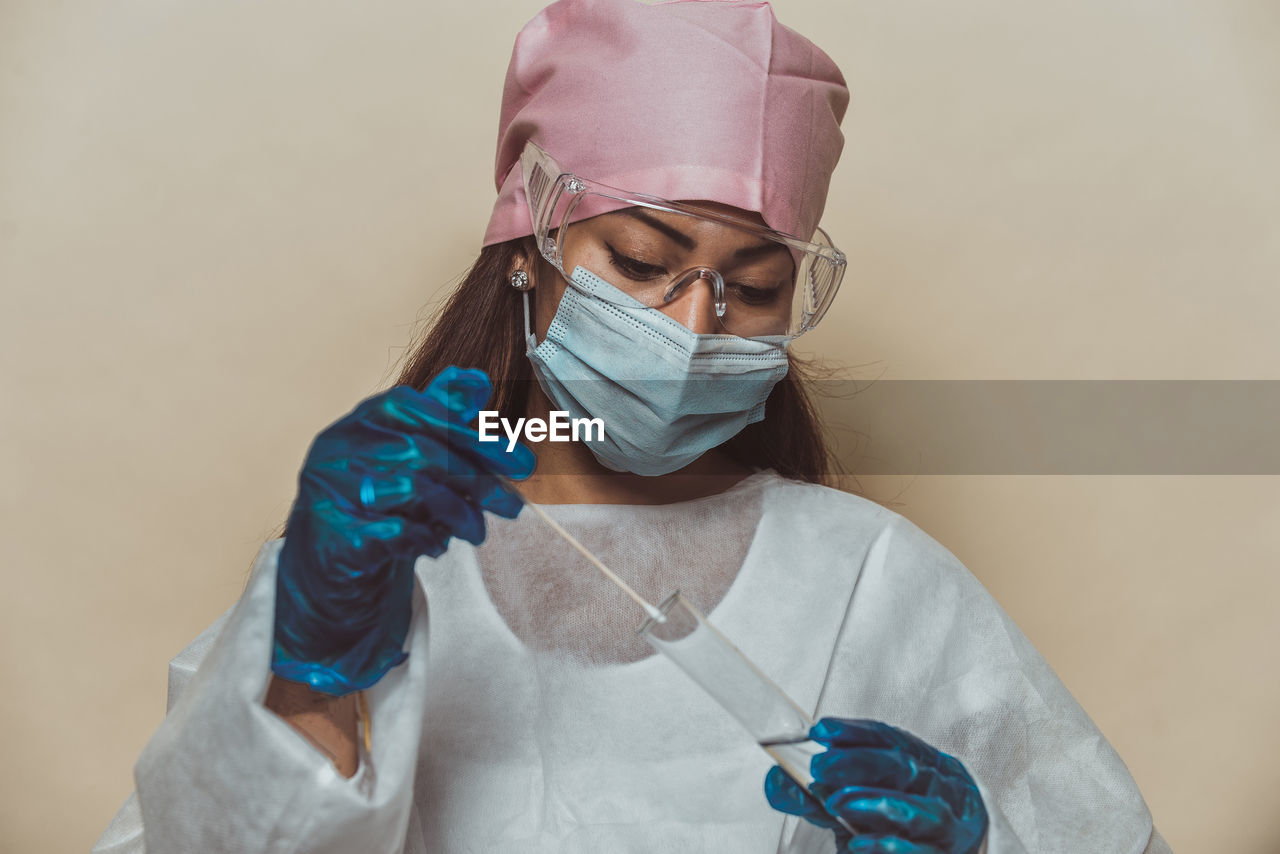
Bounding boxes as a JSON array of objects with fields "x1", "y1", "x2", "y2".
[{"x1": 643, "y1": 603, "x2": 666, "y2": 623}]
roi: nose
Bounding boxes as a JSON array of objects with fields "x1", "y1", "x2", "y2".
[{"x1": 659, "y1": 273, "x2": 722, "y2": 335}]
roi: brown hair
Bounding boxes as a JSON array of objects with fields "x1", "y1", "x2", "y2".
[{"x1": 395, "y1": 237, "x2": 840, "y2": 485}]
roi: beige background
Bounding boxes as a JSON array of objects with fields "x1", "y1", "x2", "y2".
[{"x1": 1, "y1": 0, "x2": 1277, "y2": 852}]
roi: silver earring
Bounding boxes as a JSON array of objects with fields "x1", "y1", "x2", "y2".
[{"x1": 509, "y1": 270, "x2": 532, "y2": 291}]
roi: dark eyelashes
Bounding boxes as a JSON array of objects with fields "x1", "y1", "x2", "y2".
[
  {"x1": 604, "y1": 242, "x2": 785, "y2": 302},
  {"x1": 605, "y1": 244, "x2": 665, "y2": 279}
]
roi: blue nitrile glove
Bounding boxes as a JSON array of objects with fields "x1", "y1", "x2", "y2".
[
  {"x1": 765, "y1": 718, "x2": 988, "y2": 854},
  {"x1": 271, "y1": 366, "x2": 535, "y2": 696}
]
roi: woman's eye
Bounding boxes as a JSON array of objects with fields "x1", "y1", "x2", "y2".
[
  {"x1": 729, "y1": 283, "x2": 783, "y2": 306},
  {"x1": 606, "y1": 245, "x2": 666, "y2": 280}
]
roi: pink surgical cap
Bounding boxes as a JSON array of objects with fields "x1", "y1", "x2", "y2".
[{"x1": 482, "y1": 0, "x2": 850, "y2": 247}]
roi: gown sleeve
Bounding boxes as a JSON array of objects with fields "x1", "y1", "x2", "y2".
[
  {"x1": 91, "y1": 539, "x2": 432, "y2": 854},
  {"x1": 786, "y1": 510, "x2": 1169, "y2": 854}
]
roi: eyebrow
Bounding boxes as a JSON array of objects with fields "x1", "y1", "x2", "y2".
[
  {"x1": 620, "y1": 207, "x2": 787, "y2": 261},
  {"x1": 731, "y1": 241, "x2": 790, "y2": 262},
  {"x1": 620, "y1": 208, "x2": 696, "y2": 250}
]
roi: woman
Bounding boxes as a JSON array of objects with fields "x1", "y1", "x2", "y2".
[{"x1": 93, "y1": 1, "x2": 1168, "y2": 852}]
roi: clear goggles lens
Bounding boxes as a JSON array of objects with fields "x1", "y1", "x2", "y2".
[{"x1": 520, "y1": 142, "x2": 846, "y2": 339}]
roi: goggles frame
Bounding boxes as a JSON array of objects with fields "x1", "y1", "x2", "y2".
[{"x1": 519, "y1": 141, "x2": 846, "y2": 338}]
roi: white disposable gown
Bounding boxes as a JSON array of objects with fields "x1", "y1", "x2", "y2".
[{"x1": 93, "y1": 470, "x2": 1171, "y2": 853}]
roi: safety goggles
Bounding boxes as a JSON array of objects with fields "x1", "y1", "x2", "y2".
[{"x1": 520, "y1": 141, "x2": 846, "y2": 339}]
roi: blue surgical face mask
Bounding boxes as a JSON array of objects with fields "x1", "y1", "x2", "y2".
[{"x1": 523, "y1": 266, "x2": 791, "y2": 476}]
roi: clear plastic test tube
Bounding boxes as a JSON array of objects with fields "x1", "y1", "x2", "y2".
[{"x1": 638, "y1": 591, "x2": 856, "y2": 839}]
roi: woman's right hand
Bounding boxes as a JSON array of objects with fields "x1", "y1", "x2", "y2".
[{"x1": 270, "y1": 366, "x2": 535, "y2": 697}]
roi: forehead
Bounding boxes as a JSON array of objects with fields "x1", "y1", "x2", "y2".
[
  {"x1": 672, "y1": 200, "x2": 769, "y2": 229},
  {"x1": 586, "y1": 202, "x2": 772, "y2": 242}
]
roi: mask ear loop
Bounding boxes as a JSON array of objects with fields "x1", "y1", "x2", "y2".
[
  {"x1": 522, "y1": 291, "x2": 538, "y2": 353},
  {"x1": 511, "y1": 269, "x2": 539, "y2": 353}
]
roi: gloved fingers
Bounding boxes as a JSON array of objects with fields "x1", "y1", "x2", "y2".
[
  {"x1": 920, "y1": 767, "x2": 979, "y2": 824},
  {"x1": 315, "y1": 383, "x2": 536, "y2": 486},
  {"x1": 300, "y1": 463, "x2": 446, "y2": 522},
  {"x1": 350, "y1": 381, "x2": 519, "y2": 470},
  {"x1": 310, "y1": 418, "x2": 435, "y2": 475},
  {"x1": 765, "y1": 766, "x2": 820, "y2": 817},
  {"x1": 320, "y1": 410, "x2": 520, "y2": 478},
  {"x1": 397, "y1": 478, "x2": 488, "y2": 547},
  {"x1": 844, "y1": 834, "x2": 946, "y2": 854},
  {"x1": 933, "y1": 751, "x2": 980, "y2": 793},
  {"x1": 363, "y1": 409, "x2": 534, "y2": 485},
  {"x1": 447, "y1": 420, "x2": 537, "y2": 481},
  {"x1": 763, "y1": 766, "x2": 845, "y2": 831},
  {"x1": 767, "y1": 767, "x2": 959, "y2": 854},
  {"x1": 393, "y1": 519, "x2": 451, "y2": 560},
  {"x1": 341, "y1": 471, "x2": 419, "y2": 514},
  {"x1": 469, "y1": 476, "x2": 525, "y2": 518},
  {"x1": 313, "y1": 427, "x2": 525, "y2": 523},
  {"x1": 301, "y1": 467, "x2": 486, "y2": 555},
  {"x1": 379, "y1": 378, "x2": 537, "y2": 482},
  {"x1": 811, "y1": 719, "x2": 921, "y2": 754},
  {"x1": 296, "y1": 472, "x2": 408, "y2": 542},
  {"x1": 342, "y1": 385, "x2": 479, "y2": 458},
  {"x1": 391, "y1": 453, "x2": 523, "y2": 528},
  {"x1": 812, "y1": 746, "x2": 926, "y2": 794},
  {"x1": 348, "y1": 384, "x2": 453, "y2": 432},
  {"x1": 812, "y1": 719, "x2": 974, "y2": 785},
  {"x1": 358, "y1": 380, "x2": 493, "y2": 434},
  {"x1": 331, "y1": 463, "x2": 502, "y2": 532},
  {"x1": 955, "y1": 783, "x2": 987, "y2": 825},
  {"x1": 822, "y1": 786, "x2": 959, "y2": 848},
  {"x1": 420, "y1": 366, "x2": 493, "y2": 421},
  {"x1": 395, "y1": 446, "x2": 532, "y2": 518},
  {"x1": 812, "y1": 746, "x2": 966, "y2": 815}
]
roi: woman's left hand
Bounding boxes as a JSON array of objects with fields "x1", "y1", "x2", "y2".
[{"x1": 764, "y1": 718, "x2": 988, "y2": 854}]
